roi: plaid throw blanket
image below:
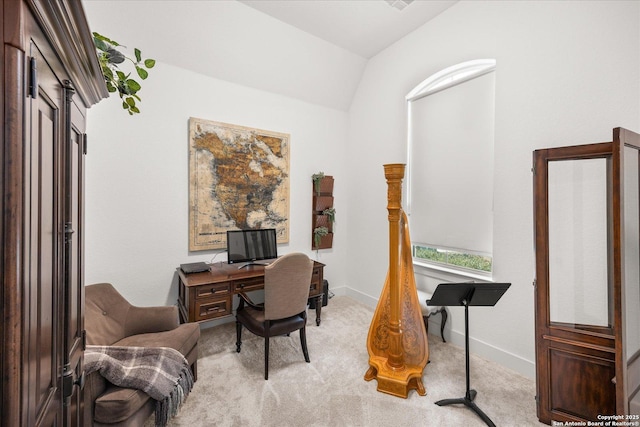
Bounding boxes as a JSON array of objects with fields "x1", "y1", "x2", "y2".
[{"x1": 85, "y1": 345, "x2": 194, "y2": 427}]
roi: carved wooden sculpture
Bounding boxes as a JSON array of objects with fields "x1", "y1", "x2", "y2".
[{"x1": 364, "y1": 164, "x2": 429, "y2": 398}]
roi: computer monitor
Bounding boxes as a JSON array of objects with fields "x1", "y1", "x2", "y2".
[{"x1": 226, "y1": 228, "x2": 278, "y2": 264}]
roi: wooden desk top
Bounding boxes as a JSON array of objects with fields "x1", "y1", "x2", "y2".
[{"x1": 178, "y1": 261, "x2": 325, "y2": 287}]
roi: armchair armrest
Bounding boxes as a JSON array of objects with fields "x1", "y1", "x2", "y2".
[
  {"x1": 124, "y1": 305, "x2": 180, "y2": 337},
  {"x1": 83, "y1": 370, "x2": 108, "y2": 426},
  {"x1": 238, "y1": 292, "x2": 264, "y2": 311}
]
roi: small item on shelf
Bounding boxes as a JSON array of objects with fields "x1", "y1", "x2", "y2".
[
  {"x1": 314, "y1": 213, "x2": 333, "y2": 232},
  {"x1": 313, "y1": 173, "x2": 334, "y2": 195},
  {"x1": 322, "y1": 207, "x2": 336, "y2": 225},
  {"x1": 313, "y1": 226, "x2": 329, "y2": 249},
  {"x1": 312, "y1": 172, "x2": 325, "y2": 195}
]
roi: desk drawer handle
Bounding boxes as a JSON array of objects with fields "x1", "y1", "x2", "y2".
[
  {"x1": 200, "y1": 287, "x2": 226, "y2": 296},
  {"x1": 206, "y1": 306, "x2": 224, "y2": 313}
]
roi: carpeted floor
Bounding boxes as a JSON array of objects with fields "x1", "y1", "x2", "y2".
[{"x1": 148, "y1": 296, "x2": 545, "y2": 426}]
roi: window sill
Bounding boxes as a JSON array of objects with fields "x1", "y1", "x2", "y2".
[{"x1": 412, "y1": 259, "x2": 493, "y2": 283}]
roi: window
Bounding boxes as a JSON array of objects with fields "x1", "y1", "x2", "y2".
[
  {"x1": 413, "y1": 245, "x2": 492, "y2": 273},
  {"x1": 406, "y1": 59, "x2": 496, "y2": 277}
]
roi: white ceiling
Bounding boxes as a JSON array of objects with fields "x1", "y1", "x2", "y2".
[
  {"x1": 83, "y1": 0, "x2": 457, "y2": 111},
  {"x1": 239, "y1": 0, "x2": 458, "y2": 59}
]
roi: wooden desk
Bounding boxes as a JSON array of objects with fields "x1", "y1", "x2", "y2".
[{"x1": 177, "y1": 261, "x2": 325, "y2": 325}]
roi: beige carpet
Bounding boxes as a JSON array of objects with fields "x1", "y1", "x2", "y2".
[{"x1": 148, "y1": 296, "x2": 544, "y2": 426}]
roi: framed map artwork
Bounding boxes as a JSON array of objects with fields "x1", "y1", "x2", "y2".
[{"x1": 188, "y1": 118, "x2": 290, "y2": 251}]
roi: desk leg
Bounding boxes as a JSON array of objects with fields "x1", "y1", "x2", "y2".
[
  {"x1": 314, "y1": 295, "x2": 323, "y2": 326},
  {"x1": 177, "y1": 299, "x2": 188, "y2": 324}
]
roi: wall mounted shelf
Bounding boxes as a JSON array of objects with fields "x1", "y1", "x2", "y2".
[{"x1": 312, "y1": 175, "x2": 334, "y2": 250}]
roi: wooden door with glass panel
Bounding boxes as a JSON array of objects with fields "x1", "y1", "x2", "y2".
[{"x1": 533, "y1": 128, "x2": 640, "y2": 424}]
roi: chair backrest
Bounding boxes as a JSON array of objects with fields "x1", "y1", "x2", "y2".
[
  {"x1": 85, "y1": 283, "x2": 133, "y2": 345},
  {"x1": 263, "y1": 253, "x2": 314, "y2": 320}
]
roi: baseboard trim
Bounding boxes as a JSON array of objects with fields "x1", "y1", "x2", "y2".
[
  {"x1": 429, "y1": 318, "x2": 535, "y2": 379},
  {"x1": 343, "y1": 286, "x2": 535, "y2": 380},
  {"x1": 344, "y1": 287, "x2": 378, "y2": 306},
  {"x1": 328, "y1": 285, "x2": 348, "y2": 298}
]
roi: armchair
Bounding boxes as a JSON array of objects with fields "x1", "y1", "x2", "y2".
[
  {"x1": 84, "y1": 283, "x2": 200, "y2": 427},
  {"x1": 235, "y1": 253, "x2": 314, "y2": 380}
]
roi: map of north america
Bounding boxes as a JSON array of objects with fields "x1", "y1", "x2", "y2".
[{"x1": 189, "y1": 119, "x2": 289, "y2": 251}]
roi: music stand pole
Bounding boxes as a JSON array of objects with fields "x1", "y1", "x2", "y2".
[
  {"x1": 429, "y1": 282, "x2": 510, "y2": 427},
  {"x1": 435, "y1": 298, "x2": 495, "y2": 427}
]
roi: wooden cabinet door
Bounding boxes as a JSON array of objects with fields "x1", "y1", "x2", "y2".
[
  {"x1": 533, "y1": 129, "x2": 640, "y2": 424},
  {"x1": 24, "y1": 39, "x2": 63, "y2": 427},
  {"x1": 25, "y1": 40, "x2": 88, "y2": 427},
  {"x1": 61, "y1": 87, "x2": 87, "y2": 427}
]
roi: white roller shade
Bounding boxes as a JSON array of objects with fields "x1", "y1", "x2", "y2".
[{"x1": 408, "y1": 71, "x2": 495, "y2": 254}]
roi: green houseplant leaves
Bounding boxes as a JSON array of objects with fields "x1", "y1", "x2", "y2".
[{"x1": 93, "y1": 32, "x2": 155, "y2": 115}]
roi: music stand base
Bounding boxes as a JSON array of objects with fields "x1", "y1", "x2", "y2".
[{"x1": 435, "y1": 389, "x2": 496, "y2": 427}]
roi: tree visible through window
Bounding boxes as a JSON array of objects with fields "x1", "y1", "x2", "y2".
[{"x1": 413, "y1": 245, "x2": 492, "y2": 273}]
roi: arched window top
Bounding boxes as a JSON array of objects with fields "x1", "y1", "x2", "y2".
[{"x1": 406, "y1": 59, "x2": 496, "y2": 102}]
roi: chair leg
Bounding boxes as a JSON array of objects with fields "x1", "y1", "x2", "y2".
[
  {"x1": 423, "y1": 315, "x2": 431, "y2": 364},
  {"x1": 236, "y1": 322, "x2": 242, "y2": 353},
  {"x1": 264, "y1": 336, "x2": 269, "y2": 380},
  {"x1": 191, "y1": 361, "x2": 198, "y2": 382},
  {"x1": 422, "y1": 315, "x2": 429, "y2": 336},
  {"x1": 439, "y1": 308, "x2": 447, "y2": 343},
  {"x1": 300, "y1": 326, "x2": 310, "y2": 363}
]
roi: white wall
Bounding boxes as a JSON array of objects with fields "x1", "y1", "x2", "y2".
[
  {"x1": 346, "y1": 0, "x2": 640, "y2": 378},
  {"x1": 84, "y1": 0, "x2": 640, "y2": 379},
  {"x1": 83, "y1": 0, "x2": 366, "y2": 111},
  {"x1": 85, "y1": 62, "x2": 349, "y2": 306}
]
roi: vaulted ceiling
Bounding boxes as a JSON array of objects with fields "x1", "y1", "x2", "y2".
[
  {"x1": 239, "y1": 0, "x2": 457, "y2": 59},
  {"x1": 83, "y1": 0, "x2": 457, "y2": 111}
]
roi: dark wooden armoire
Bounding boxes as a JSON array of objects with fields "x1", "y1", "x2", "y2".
[
  {"x1": 533, "y1": 128, "x2": 640, "y2": 423},
  {"x1": 1, "y1": 1, "x2": 107, "y2": 426}
]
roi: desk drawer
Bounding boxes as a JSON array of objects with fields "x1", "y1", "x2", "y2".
[
  {"x1": 196, "y1": 283, "x2": 231, "y2": 299},
  {"x1": 233, "y1": 277, "x2": 264, "y2": 293},
  {"x1": 196, "y1": 298, "x2": 231, "y2": 321}
]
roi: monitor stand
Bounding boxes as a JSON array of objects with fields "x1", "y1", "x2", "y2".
[
  {"x1": 237, "y1": 262, "x2": 257, "y2": 270},
  {"x1": 237, "y1": 262, "x2": 269, "y2": 269}
]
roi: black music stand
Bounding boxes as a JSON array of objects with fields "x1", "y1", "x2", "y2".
[{"x1": 427, "y1": 282, "x2": 511, "y2": 427}]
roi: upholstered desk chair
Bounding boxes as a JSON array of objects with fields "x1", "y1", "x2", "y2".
[
  {"x1": 417, "y1": 289, "x2": 448, "y2": 342},
  {"x1": 235, "y1": 252, "x2": 314, "y2": 380}
]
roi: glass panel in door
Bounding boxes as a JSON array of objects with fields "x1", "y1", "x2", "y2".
[
  {"x1": 624, "y1": 146, "x2": 640, "y2": 359},
  {"x1": 547, "y1": 158, "x2": 611, "y2": 328}
]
